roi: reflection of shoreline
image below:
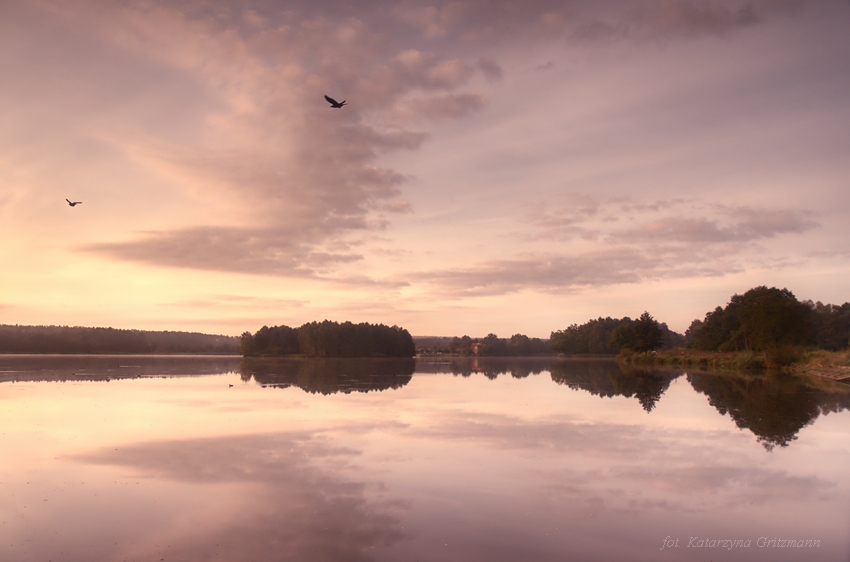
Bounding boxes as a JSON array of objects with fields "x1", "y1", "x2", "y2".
[
  {"x1": 6, "y1": 354, "x2": 850, "y2": 450},
  {"x1": 0, "y1": 354, "x2": 241, "y2": 382},
  {"x1": 549, "y1": 360, "x2": 681, "y2": 412},
  {"x1": 241, "y1": 357, "x2": 415, "y2": 394},
  {"x1": 415, "y1": 356, "x2": 558, "y2": 379},
  {"x1": 549, "y1": 360, "x2": 850, "y2": 447},
  {"x1": 687, "y1": 371, "x2": 850, "y2": 450}
]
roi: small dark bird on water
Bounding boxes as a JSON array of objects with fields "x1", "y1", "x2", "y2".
[
  {"x1": 66, "y1": 199, "x2": 82, "y2": 207},
  {"x1": 324, "y1": 95, "x2": 347, "y2": 108}
]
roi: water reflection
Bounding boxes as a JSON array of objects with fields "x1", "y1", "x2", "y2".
[
  {"x1": 76, "y1": 433, "x2": 406, "y2": 562},
  {"x1": 688, "y1": 371, "x2": 850, "y2": 450},
  {"x1": 545, "y1": 359, "x2": 850, "y2": 446},
  {"x1": 1, "y1": 355, "x2": 849, "y2": 561},
  {"x1": 3, "y1": 354, "x2": 849, "y2": 450},
  {"x1": 240, "y1": 357, "x2": 415, "y2": 394},
  {"x1": 549, "y1": 359, "x2": 682, "y2": 412},
  {"x1": 415, "y1": 356, "x2": 557, "y2": 379},
  {"x1": 0, "y1": 354, "x2": 240, "y2": 382}
]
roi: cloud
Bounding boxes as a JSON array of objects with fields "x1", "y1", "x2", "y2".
[
  {"x1": 568, "y1": 0, "x2": 807, "y2": 45},
  {"x1": 725, "y1": 206, "x2": 818, "y2": 239},
  {"x1": 13, "y1": 0, "x2": 489, "y2": 275},
  {"x1": 611, "y1": 208, "x2": 817, "y2": 244},
  {"x1": 632, "y1": 0, "x2": 760, "y2": 37},
  {"x1": 391, "y1": 93, "x2": 486, "y2": 123},
  {"x1": 164, "y1": 295, "x2": 307, "y2": 309},
  {"x1": 524, "y1": 193, "x2": 602, "y2": 240},
  {"x1": 418, "y1": 199, "x2": 817, "y2": 295},
  {"x1": 391, "y1": 0, "x2": 571, "y2": 41},
  {"x1": 418, "y1": 248, "x2": 656, "y2": 296},
  {"x1": 478, "y1": 57, "x2": 504, "y2": 81},
  {"x1": 7, "y1": 0, "x2": 844, "y2": 308},
  {"x1": 84, "y1": 226, "x2": 363, "y2": 276}
]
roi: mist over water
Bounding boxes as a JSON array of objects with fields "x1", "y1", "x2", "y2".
[{"x1": 1, "y1": 356, "x2": 848, "y2": 561}]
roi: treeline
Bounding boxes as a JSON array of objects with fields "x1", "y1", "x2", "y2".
[
  {"x1": 687, "y1": 286, "x2": 850, "y2": 352},
  {"x1": 416, "y1": 334, "x2": 554, "y2": 356},
  {"x1": 550, "y1": 285, "x2": 850, "y2": 358},
  {"x1": 0, "y1": 324, "x2": 239, "y2": 354},
  {"x1": 240, "y1": 320, "x2": 415, "y2": 358},
  {"x1": 550, "y1": 313, "x2": 684, "y2": 356}
]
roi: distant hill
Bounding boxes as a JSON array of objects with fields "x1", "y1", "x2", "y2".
[{"x1": 0, "y1": 324, "x2": 240, "y2": 354}]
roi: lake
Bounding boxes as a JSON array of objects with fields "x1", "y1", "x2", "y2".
[{"x1": 1, "y1": 355, "x2": 848, "y2": 561}]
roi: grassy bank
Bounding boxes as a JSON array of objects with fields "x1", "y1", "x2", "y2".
[{"x1": 617, "y1": 348, "x2": 850, "y2": 380}]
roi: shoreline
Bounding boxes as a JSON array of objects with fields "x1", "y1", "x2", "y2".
[{"x1": 616, "y1": 349, "x2": 850, "y2": 382}]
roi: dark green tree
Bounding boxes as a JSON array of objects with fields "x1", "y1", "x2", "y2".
[
  {"x1": 240, "y1": 331, "x2": 255, "y2": 355},
  {"x1": 480, "y1": 333, "x2": 508, "y2": 356},
  {"x1": 633, "y1": 312, "x2": 664, "y2": 353},
  {"x1": 806, "y1": 301, "x2": 850, "y2": 350},
  {"x1": 688, "y1": 287, "x2": 814, "y2": 355},
  {"x1": 608, "y1": 320, "x2": 637, "y2": 351},
  {"x1": 449, "y1": 335, "x2": 474, "y2": 355},
  {"x1": 550, "y1": 317, "x2": 624, "y2": 355}
]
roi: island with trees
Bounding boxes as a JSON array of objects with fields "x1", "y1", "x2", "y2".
[{"x1": 240, "y1": 320, "x2": 416, "y2": 358}]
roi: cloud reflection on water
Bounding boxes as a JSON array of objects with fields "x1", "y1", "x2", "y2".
[
  {"x1": 76, "y1": 433, "x2": 406, "y2": 562},
  {"x1": 3, "y1": 354, "x2": 849, "y2": 450},
  {"x1": 2, "y1": 356, "x2": 849, "y2": 561}
]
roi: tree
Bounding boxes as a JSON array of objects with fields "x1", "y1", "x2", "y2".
[
  {"x1": 480, "y1": 333, "x2": 508, "y2": 356},
  {"x1": 633, "y1": 312, "x2": 664, "y2": 353},
  {"x1": 807, "y1": 301, "x2": 850, "y2": 351},
  {"x1": 240, "y1": 331, "x2": 255, "y2": 356},
  {"x1": 550, "y1": 317, "x2": 624, "y2": 355},
  {"x1": 449, "y1": 335, "x2": 474, "y2": 355},
  {"x1": 688, "y1": 287, "x2": 813, "y2": 353},
  {"x1": 609, "y1": 319, "x2": 637, "y2": 351}
]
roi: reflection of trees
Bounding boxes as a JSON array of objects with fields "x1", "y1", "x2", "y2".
[
  {"x1": 549, "y1": 360, "x2": 681, "y2": 412},
  {"x1": 241, "y1": 358, "x2": 414, "y2": 394},
  {"x1": 0, "y1": 355, "x2": 240, "y2": 383},
  {"x1": 687, "y1": 372, "x2": 850, "y2": 450},
  {"x1": 414, "y1": 357, "x2": 557, "y2": 379}
]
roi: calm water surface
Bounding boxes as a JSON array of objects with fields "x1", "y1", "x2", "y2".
[{"x1": 1, "y1": 355, "x2": 849, "y2": 561}]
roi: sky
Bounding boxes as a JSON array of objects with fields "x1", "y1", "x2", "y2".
[{"x1": 1, "y1": 0, "x2": 849, "y2": 338}]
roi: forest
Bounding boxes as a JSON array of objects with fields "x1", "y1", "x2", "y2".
[
  {"x1": 686, "y1": 286, "x2": 850, "y2": 352},
  {"x1": 550, "y1": 313, "x2": 683, "y2": 356},
  {"x1": 240, "y1": 320, "x2": 416, "y2": 358},
  {"x1": 415, "y1": 334, "x2": 554, "y2": 356},
  {"x1": 550, "y1": 286, "x2": 850, "y2": 357},
  {"x1": 0, "y1": 324, "x2": 239, "y2": 354}
]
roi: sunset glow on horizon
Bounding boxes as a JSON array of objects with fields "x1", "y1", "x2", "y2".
[{"x1": 2, "y1": 0, "x2": 848, "y2": 337}]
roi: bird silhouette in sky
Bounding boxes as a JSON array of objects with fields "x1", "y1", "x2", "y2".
[
  {"x1": 324, "y1": 95, "x2": 347, "y2": 108},
  {"x1": 66, "y1": 199, "x2": 82, "y2": 207}
]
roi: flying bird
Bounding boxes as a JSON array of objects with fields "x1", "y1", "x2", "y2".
[
  {"x1": 66, "y1": 199, "x2": 82, "y2": 207},
  {"x1": 324, "y1": 95, "x2": 347, "y2": 108}
]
